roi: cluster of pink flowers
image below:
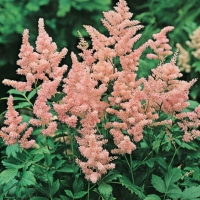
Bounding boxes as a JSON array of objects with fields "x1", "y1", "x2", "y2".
[
  {"x1": 3, "y1": 19, "x2": 68, "y2": 139},
  {"x1": 0, "y1": 96, "x2": 35, "y2": 149},
  {"x1": 1, "y1": 0, "x2": 200, "y2": 183}
]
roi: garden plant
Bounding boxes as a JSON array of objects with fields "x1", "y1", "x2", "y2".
[{"x1": 0, "y1": 0, "x2": 200, "y2": 199}]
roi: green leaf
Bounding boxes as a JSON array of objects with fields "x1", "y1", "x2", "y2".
[
  {"x1": 73, "y1": 176, "x2": 84, "y2": 193},
  {"x1": 60, "y1": 195, "x2": 70, "y2": 200},
  {"x1": 26, "y1": 0, "x2": 49, "y2": 11},
  {"x1": 74, "y1": 191, "x2": 87, "y2": 199},
  {"x1": 49, "y1": 179, "x2": 60, "y2": 196},
  {"x1": 155, "y1": 157, "x2": 168, "y2": 170},
  {"x1": 57, "y1": 0, "x2": 71, "y2": 17},
  {"x1": 57, "y1": 164, "x2": 74, "y2": 173},
  {"x1": 193, "y1": 167, "x2": 200, "y2": 181},
  {"x1": 55, "y1": 160, "x2": 65, "y2": 169},
  {"x1": 182, "y1": 100, "x2": 199, "y2": 112},
  {"x1": 47, "y1": 137, "x2": 55, "y2": 149},
  {"x1": 33, "y1": 154, "x2": 44, "y2": 162},
  {"x1": 2, "y1": 160, "x2": 23, "y2": 169},
  {"x1": 44, "y1": 153, "x2": 52, "y2": 166},
  {"x1": 151, "y1": 175, "x2": 165, "y2": 193},
  {"x1": 7, "y1": 89, "x2": 25, "y2": 96},
  {"x1": 98, "y1": 183, "x2": 113, "y2": 200},
  {"x1": 32, "y1": 146, "x2": 50, "y2": 154},
  {"x1": 30, "y1": 197, "x2": 49, "y2": 200},
  {"x1": 119, "y1": 176, "x2": 146, "y2": 199},
  {"x1": 13, "y1": 97, "x2": 27, "y2": 101},
  {"x1": 65, "y1": 190, "x2": 74, "y2": 198},
  {"x1": 167, "y1": 184, "x2": 182, "y2": 199},
  {"x1": 45, "y1": 170, "x2": 54, "y2": 185},
  {"x1": 144, "y1": 194, "x2": 161, "y2": 200},
  {"x1": 164, "y1": 168, "x2": 181, "y2": 188},
  {"x1": 14, "y1": 102, "x2": 32, "y2": 109},
  {"x1": 102, "y1": 171, "x2": 122, "y2": 182},
  {"x1": 174, "y1": 138, "x2": 197, "y2": 150},
  {"x1": 181, "y1": 186, "x2": 200, "y2": 200},
  {"x1": 27, "y1": 89, "x2": 37, "y2": 100},
  {"x1": 20, "y1": 171, "x2": 36, "y2": 186},
  {"x1": 145, "y1": 158, "x2": 155, "y2": 168},
  {"x1": 0, "y1": 168, "x2": 18, "y2": 185},
  {"x1": 192, "y1": 61, "x2": 200, "y2": 72},
  {"x1": 22, "y1": 114, "x2": 32, "y2": 123},
  {"x1": 6, "y1": 143, "x2": 20, "y2": 158},
  {"x1": 0, "y1": 179, "x2": 17, "y2": 198}
]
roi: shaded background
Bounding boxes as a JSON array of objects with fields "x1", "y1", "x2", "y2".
[{"x1": 1, "y1": 0, "x2": 200, "y2": 116}]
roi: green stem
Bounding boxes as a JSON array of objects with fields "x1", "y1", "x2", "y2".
[
  {"x1": 125, "y1": 155, "x2": 134, "y2": 183},
  {"x1": 168, "y1": 145, "x2": 181, "y2": 170},
  {"x1": 22, "y1": 93, "x2": 34, "y2": 107},
  {"x1": 68, "y1": 127, "x2": 76, "y2": 175},
  {"x1": 87, "y1": 182, "x2": 90, "y2": 200}
]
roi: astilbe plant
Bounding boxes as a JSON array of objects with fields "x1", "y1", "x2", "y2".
[{"x1": 1, "y1": 0, "x2": 200, "y2": 199}]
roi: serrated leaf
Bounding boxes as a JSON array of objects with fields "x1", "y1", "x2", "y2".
[
  {"x1": 45, "y1": 170, "x2": 54, "y2": 185},
  {"x1": 49, "y1": 180, "x2": 60, "y2": 196},
  {"x1": 32, "y1": 147, "x2": 50, "y2": 155},
  {"x1": 65, "y1": 190, "x2": 74, "y2": 198},
  {"x1": 0, "y1": 179, "x2": 17, "y2": 198},
  {"x1": 0, "y1": 168, "x2": 18, "y2": 185},
  {"x1": 175, "y1": 138, "x2": 197, "y2": 150},
  {"x1": 144, "y1": 194, "x2": 161, "y2": 200},
  {"x1": 20, "y1": 171, "x2": 36, "y2": 186},
  {"x1": 119, "y1": 176, "x2": 146, "y2": 199},
  {"x1": 74, "y1": 191, "x2": 87, "y2": 199},
  {"x1": 2, "y1": 160, "x2": 23, "y2": 169},
  {"x1": 98, "y1": 183, "x2": 113, "y2": 200},
  {"x1": 164, "y1": 168, "x2": 181, "y2": 188},
  {"x1": 6, "y1": 143, "x2": 20, "y2": 158},
  {"x1": 151, "y1": 175, "x2": 165, "y2": 193},
  {"x1": 167, "y1": 186, "x2": 182, "y2": 199},
  {"x1": 102, "y1": 173, "x2": 122, "y2": 182},
  {"x1": 181, "y1": 186, "x2": 200, "y2": 200}
]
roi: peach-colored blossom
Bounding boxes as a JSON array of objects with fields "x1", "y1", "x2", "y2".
[{"x1": 0, "y1": 96, "x2": 35, "y2": 148}]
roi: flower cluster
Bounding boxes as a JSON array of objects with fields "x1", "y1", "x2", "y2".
[
  {"x1": 0, "y1": 96, "x2": 35, "y2": 148},
  {"x1": 176, "y1": 26, "x2": 200, "y2": 73},
  {"x1": 3, "y1": 19, "x2": 68, "y2": 138},
  {"x1": 1, "y1": 0, "x2": 200, "y2": 183},
  {"x1": 186, "y1": 26, "x2": 200, "y2": 59}
]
